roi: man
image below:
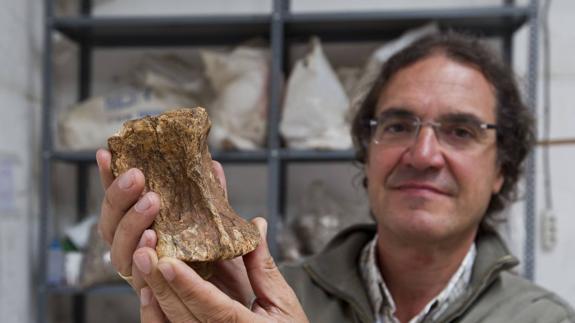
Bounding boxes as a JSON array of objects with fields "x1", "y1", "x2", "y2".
[{"x1": 97, "y1": 33, "x2": 574, "y2": 322}]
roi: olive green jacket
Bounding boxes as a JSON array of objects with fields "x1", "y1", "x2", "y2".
[{"x1": 280, "y1": 224, "x2": 575, "y2": 323}]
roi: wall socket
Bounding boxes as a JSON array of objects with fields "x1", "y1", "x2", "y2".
[{"x1": 540, "y1": 209, "x2": 557, "y2": 252}]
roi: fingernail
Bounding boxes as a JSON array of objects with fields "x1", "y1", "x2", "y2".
[
  {"x1": 134, "y1": 195, "x2": 151, "y2": 213},
  {"x1": 262, "y1": 219, "x2": 268, "y2": 237},
  {"x1": 137, "y1": 232, "x2": 149, "y2": 248},
  {"x1": 95, "y1": 151, "x2": 102, "y2": 169},
  {"x1": 140, "y1": 287, "x2": 152, "y2": 306},
  {"x1": 158, "y1": 262, "x2": 175, "y2": 282},
  {"x1": 134, "y1": 252, "x2": 151, "y2": 275},
  {"x1": 118, "y1": 170, "x2": 134, "y2": 190}
]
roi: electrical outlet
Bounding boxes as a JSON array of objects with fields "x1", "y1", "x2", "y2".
[{"x1": 540, "y1": 209, "x2": 557, "y2": 252}]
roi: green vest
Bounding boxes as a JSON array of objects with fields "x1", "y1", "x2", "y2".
[{"x1": 280, "y1": 224, "x2": 574, "y2": 323}]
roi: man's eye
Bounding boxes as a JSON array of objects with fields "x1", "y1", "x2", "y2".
[
  {"x1": 445, "y1": 125, "x2": 477, "y2": 139},
  {"x1": 383, "y1": 122, "x2": 411, "y2": 133}
]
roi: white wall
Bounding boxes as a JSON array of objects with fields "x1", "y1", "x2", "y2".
[
  {"x1": 0, "y1": 0, "x2": 41, "y2": 322},
  {"x1": 513, "y1": 0, "x2": 575, "y2": 306}
]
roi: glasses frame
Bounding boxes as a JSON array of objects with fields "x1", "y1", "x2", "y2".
[{"x1": 367, "y1": 114, "x2": 497, "y2": 149}]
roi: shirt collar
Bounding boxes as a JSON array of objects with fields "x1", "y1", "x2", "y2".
[{"x1": 359, "y1": 234, "x2": 476, "y2": 323}]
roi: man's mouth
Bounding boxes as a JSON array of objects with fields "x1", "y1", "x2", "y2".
[{"x1": 393, "y1": 182, "x2": 452, "y2": 196}]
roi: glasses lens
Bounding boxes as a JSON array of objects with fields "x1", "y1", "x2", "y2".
[
  {"x1": 374, "y1": 115, "x2": 418, "y2": 144},
  {"x1": 438, "y1": 120, "x2": 485, "y2": 149}
]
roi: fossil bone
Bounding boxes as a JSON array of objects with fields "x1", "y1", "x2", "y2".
[{"x1": 108, "y1": 107, "x2": 260, "y2": 278}]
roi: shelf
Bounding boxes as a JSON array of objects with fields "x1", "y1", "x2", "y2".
[
  {"x1": 46, "y1": 283, "x2": 133, "y2": 295},
  {"x1": 51, "y1": 15, "x2": 271, "y2": 47},
  {"x1": 212, "y1": 150, "x2": 267, "y2": 163},
  {"x1": 51, "y1": 149, "x2": 268, "y2": 164},
  {"x1": 50, "y1": 6, "x2": 529, "y2": 47},
  {"x1": 278, "y1": 149, "x2": 356, "y2": 162},
  {"x1": 51, "y1": 149, "x2": 360, "y2": 163},
  {"x1": 51, "y1": 150, "x2": 98, "y2": 163},
  {"x1": 285, "y1": 6, "x2": 530, "y2": 42}
]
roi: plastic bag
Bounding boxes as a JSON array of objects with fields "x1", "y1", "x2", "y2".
[
  {"x1": 280, "y1": 37, "x2": 352, "y2": 150},
  {"x1": 292, "y1": 180, "x2": 357, "y2": 255},
  {"x1": 348, "y1": 23, "x2": 438, "y2": 119},
  {"x1": 276, "y1": 221, "x2": 303, "y2": 263},
  {"x1": 64, "y1": 215, "x2": 97, "y2": 250},
  {"x1": 81, "y1": 223, "x2": 123, "y2": 287},
  {"x1": 59, "y1": 54, "x2": 208, "y2": 150},
  {"x1": 336, "y1": 66, "x2": 362, "y2": 98},
  {"x1": 201, "y1": 46, "x2": 269, "y2": 150},
  {"x1": 59, "y1": 88, "x2": 173, "y2": 150},
  {"x1": 133, "y1": 54, "x2": 212, "y2": 107}
]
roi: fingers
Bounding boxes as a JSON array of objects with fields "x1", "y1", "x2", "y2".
[
  {"x1": 96, "y1": 149, "x2": 114, "y2": 189},
  {"x1": 134, "y1": 248, "x2": 199, "y2": 323},
  {"x1": 209, "y1": 257, "x2": 254, "y2": 307},
  {"x1": 140, "y1": 286, "x2": 169, "y2": 323},
  {"x1": 156, "y1": 257, "x2": 254, "y2": 322},
  {"x1": 137, "y1": 232, "x2": 306, "y2": 323},
  {"x1": 110, "y1": 192, "x2": 160, "y2": 275},
  {"x1": 211, "y1": 161, "x2": 227, "y2": 199},
  {"x1": 98, "y1": 167, "x2": 146, "y2": 245},
  {"x1": 131, "y1": 229, "x2": 157, "y2": 292},
  {"x1": 244, "y1": 218, "x2": 304, "y2": 315}
]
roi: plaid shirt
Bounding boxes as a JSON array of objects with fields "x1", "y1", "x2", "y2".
[{"x1": 359, "y1": 235, "x2": 476, "y2": 323}]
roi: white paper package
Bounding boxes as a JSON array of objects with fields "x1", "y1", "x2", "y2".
[
  {"x1": 280, "y1": 37, "x2": 352, "y2": 150},
  {"x1": 348, "y1": 23, "x2": 438, "y2": 118},
  {"x1": 59, "y1": 54, "x2": 207, "y2": 150},
  {"x1": 201, "y1": 46, "x2": 269, "y2": 150}
]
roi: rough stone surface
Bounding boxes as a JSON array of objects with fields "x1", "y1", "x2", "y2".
[{"x1": 108, "y1": 107, "x2": 260, "y2": 278}]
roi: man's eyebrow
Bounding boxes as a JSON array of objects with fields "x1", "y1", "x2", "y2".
[
  {"x1": 376, "y1": 107, "x2": 415, "y2": 119},
  {"x1": 439, "y1": 112, "x2": 488, "y2": 124},
  {"x1": 375, "y1": 109, "x2": 492, "y2": 124}
]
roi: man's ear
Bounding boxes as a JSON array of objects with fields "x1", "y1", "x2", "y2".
[
  {"x1": 492, "y1": 168, "x2": 504, "y2": 194},
  {"x1": 363, "y1": 147, "x2": 371, "y2": 188}
]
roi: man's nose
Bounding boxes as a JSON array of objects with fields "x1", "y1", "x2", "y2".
[{"x1": 402, "y1": 126, "x2": 446, "y2": 170}]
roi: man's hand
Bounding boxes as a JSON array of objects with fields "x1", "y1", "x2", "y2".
[
  {"x1": 136, "y1": 217, "x2": 309, "y2": 323},
  {"x1": 96, "y1": 148, "x2": 254, "y2": 305},
  {"x1": 96, "y1": 148, "x2": 160, "y2": 294}
]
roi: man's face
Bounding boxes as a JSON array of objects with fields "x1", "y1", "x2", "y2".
[{"x1": 366, "y1": 54, "x2": 504, "y2": 245}]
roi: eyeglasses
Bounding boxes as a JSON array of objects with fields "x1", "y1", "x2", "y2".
[{"x1": 369, "y1": 113, "x2": 497, "y2": 151}]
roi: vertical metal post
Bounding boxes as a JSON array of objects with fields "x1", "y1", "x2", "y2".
[
  {"x1": 73, "y1": 164, "x2": 88, "y2": 323},
  {"x1": 524, "y1": 0, "x2": 539, "y2": 282},
  {"x1": 77, "y1": 0, "x2": 92, "y2": 222},
  {"x1": 267, "y1": 0, "x2": 286, "y2": 258},
  {"x1": 502, "y1": 32, "x2": 513, "y2": 66},
  {"x1": 74, "y1": 3, "x2": 93, "y2": 323},
  {"x1": 80, "y1": 0, "x2": 92, "y2": 17},
  {"x1": 79, "y1": 0, "x2": 92, "y2": 101},
  {"x1": 38, "y1": 1, "x2": 54, "y2": 322},
  {"x1": 281, "y1": 0, "x2": 291, "y2": 75},
  {"x1": 76, "y1": 164, "x2": 89, "y2": 217},
  {"x1": 502, "y1": 0, "x2": 515, "y2": 66}
]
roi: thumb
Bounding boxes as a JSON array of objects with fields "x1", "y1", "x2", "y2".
[{"x1": 243, "y1": 217, "x2": 296, "y2": 310}]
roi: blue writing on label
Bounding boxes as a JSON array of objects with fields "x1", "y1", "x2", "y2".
[{"x1": 104, "y1": 89, "x2": 152, "y2": 110}]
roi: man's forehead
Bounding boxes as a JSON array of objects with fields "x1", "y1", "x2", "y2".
[{"x1": 376, "y1": 57, "x2": 497, "y2": 120}]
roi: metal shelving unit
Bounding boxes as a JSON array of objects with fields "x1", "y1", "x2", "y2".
[
  {"x1": 53, "y1": 15, "x2": 271, "y2": 46},
  {"x1": 39, "y1": 0, "x2": 538, "y2": 322},
  {"x1": 51, "y1": 150, "x2": 269, "y2": 164},
  {"x1": 285, "y1": 6, "x2": 529, "y2": 42}
]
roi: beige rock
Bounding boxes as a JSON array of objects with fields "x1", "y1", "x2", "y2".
[{"x1": 108, "y1": 107, "x2": 260, "y2": 278}]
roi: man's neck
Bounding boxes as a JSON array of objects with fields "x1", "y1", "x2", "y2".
[{"x1": 375, "y1": 229, "x2": 477, "y2": 323}]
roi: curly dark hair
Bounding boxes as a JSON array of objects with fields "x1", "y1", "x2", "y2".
[{"x1": 351, "y1": 31, "x2": 535, "y2": 229}]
